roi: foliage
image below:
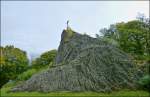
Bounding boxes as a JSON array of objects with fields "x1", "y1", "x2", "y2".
[
  {"x1": 138, "y1": 75, "x2": 150, "y2": 90},
  {"x1": 31, "y1": 49, "x2": 57, "y2": 69},
  {"x1": 16, "y1": 66, "x2": 49, "y2": 81},
  {"x1": 96, "y1": 14, "x2": 150, "y2": 61},
  {"x1": 17, "y1": 69, "x2": 37, "y2": 81},
  {"x1": 0, "y1": 45, "x2": 29, "y2": 88}
]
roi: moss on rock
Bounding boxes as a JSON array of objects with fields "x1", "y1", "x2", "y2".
[{"x1": 62, "y1": 28, "x2": 75, "y2": 42}]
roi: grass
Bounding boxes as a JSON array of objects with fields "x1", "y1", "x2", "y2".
[{"x1": 1, "y1": 86, "x2": 149, "y2": 97}]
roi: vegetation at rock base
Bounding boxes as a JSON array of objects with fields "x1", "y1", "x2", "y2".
[
  {"x1": 0, "y1": 45, "x2": 29, "y2": 88},
  {"x1": 16, "y1": 69, "x2": 37, "y2": 81},
  {"x1": 1, "y1": 86, "x2": 149, "y2": 97},
  {"x1": 138, "y1": 74, "x2": 150, "y2": 90}
]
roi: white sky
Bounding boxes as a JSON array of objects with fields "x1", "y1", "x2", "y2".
[{"x1": 1, "y1": 1, "x2": 149, "y2": 56}]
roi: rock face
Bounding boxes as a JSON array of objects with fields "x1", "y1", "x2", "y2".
[{"x1": 11, "y1": 29, "x2": 142, "y2": 92}]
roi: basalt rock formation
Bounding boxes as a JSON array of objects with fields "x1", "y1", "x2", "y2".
[{"x1": 11, "y1": 29, "x2": 142, "y2": 92}]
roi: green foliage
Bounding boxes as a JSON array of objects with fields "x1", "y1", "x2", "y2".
[
  {"x1": 16, "y1": 66, "x2": 49, "y2": 81},
  {"x1": 138, "y1": 75, "x2": 150, "y2": 90},
  {"x1": 96, "y1": 14, "x2": 149, "y2": 61},
  {"x1": 31, "y1": 49, "x2": 57, "y2": 69},
  {"x1": 17, "y1": 69, "x2": 37, "y2": 81},
  {"x1": 115, "y1": 20, "x2": 149, "y2": 55},
  {"x1": 0, "y1": 45, "x2": 29, "y2": 88}
]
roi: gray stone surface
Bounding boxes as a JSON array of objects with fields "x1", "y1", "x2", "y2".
[{"x1": 11, "y1": 29, "x2": 142, "y2": 92}]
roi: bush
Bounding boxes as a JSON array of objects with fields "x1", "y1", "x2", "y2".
[
  {"x1": 0, "y1": 45, "x2": 29, "y2": 88},
  {"x1": 138, "y1": 75, "x2": 150, "y2": 90},
  {"x1": 17, "y1": 69, "x2": 37, "y2": 81}
]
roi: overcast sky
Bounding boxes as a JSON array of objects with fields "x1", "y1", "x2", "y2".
[{"x1": 1, "y1": 1, "x2": 149, "y2": 57}]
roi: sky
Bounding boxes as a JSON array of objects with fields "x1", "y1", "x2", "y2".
[{"x1": 1, "y1": 1, "x2": 149, "y2": 57}]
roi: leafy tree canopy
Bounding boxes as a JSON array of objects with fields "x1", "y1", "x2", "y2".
[
  {"x1": 96, "y1": 14, "x2": 149, "y2": 62},
  {"x1": 0, "y1": 45, "x2": 29, "y2": 88},
  {"x1": 31, "y1": 49, "x2": 57, "y2": 69}
]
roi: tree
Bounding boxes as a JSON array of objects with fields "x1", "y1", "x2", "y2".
[
  {"x1": 31, "y1": 50, "x2": 57, "y2": 69},
  {"x1": 96, "y1": 14, "x2": 149, "y2": 61},
  {"x1": 0, "y1": 45, "x2": 29, "y2": 88}
]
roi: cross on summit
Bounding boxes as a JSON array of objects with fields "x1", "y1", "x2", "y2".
[{"x1": 66, "y1": 20, "x2": 70, "y2": 30}]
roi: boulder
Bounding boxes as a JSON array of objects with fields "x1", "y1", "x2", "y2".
[{"x1": 11, "y1": 29, "x2": 142, "y2": 92}]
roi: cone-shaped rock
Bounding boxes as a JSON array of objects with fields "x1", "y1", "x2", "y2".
[{"x1": 11, "y1": 29, "x2": 142, "y2": 92}]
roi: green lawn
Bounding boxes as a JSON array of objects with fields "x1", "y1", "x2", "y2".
[{"x1": 1, "y1": 86, "x2": 149, "y2": 97}]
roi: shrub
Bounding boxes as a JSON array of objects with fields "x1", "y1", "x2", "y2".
[
  {"x1": 17, "y1": 69, "x2": 37, "y2": 81},
  {"x1": 0, "y1": 45, "x2": 29, "y2": 88},
  {"x1": 138, "y1": 74, "x2": 150, "y2": 90}
]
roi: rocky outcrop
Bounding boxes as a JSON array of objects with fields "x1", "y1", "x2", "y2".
[{"x1": 11, "y1": 29, "x2": 142, "y2": 92}]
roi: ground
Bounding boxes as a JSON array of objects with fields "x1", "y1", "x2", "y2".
[{"x1": 1, "y1": 86, "x2": 149, "y2": 97}]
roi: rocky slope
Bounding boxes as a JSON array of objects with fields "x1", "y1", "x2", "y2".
[{"x1": 11, "y1": 29, "x2": 142, "y2": 92}]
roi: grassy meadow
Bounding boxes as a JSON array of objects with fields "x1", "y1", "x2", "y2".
[{"x1": 1, "y1": 86, "x2": 149, "y2": 97}]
